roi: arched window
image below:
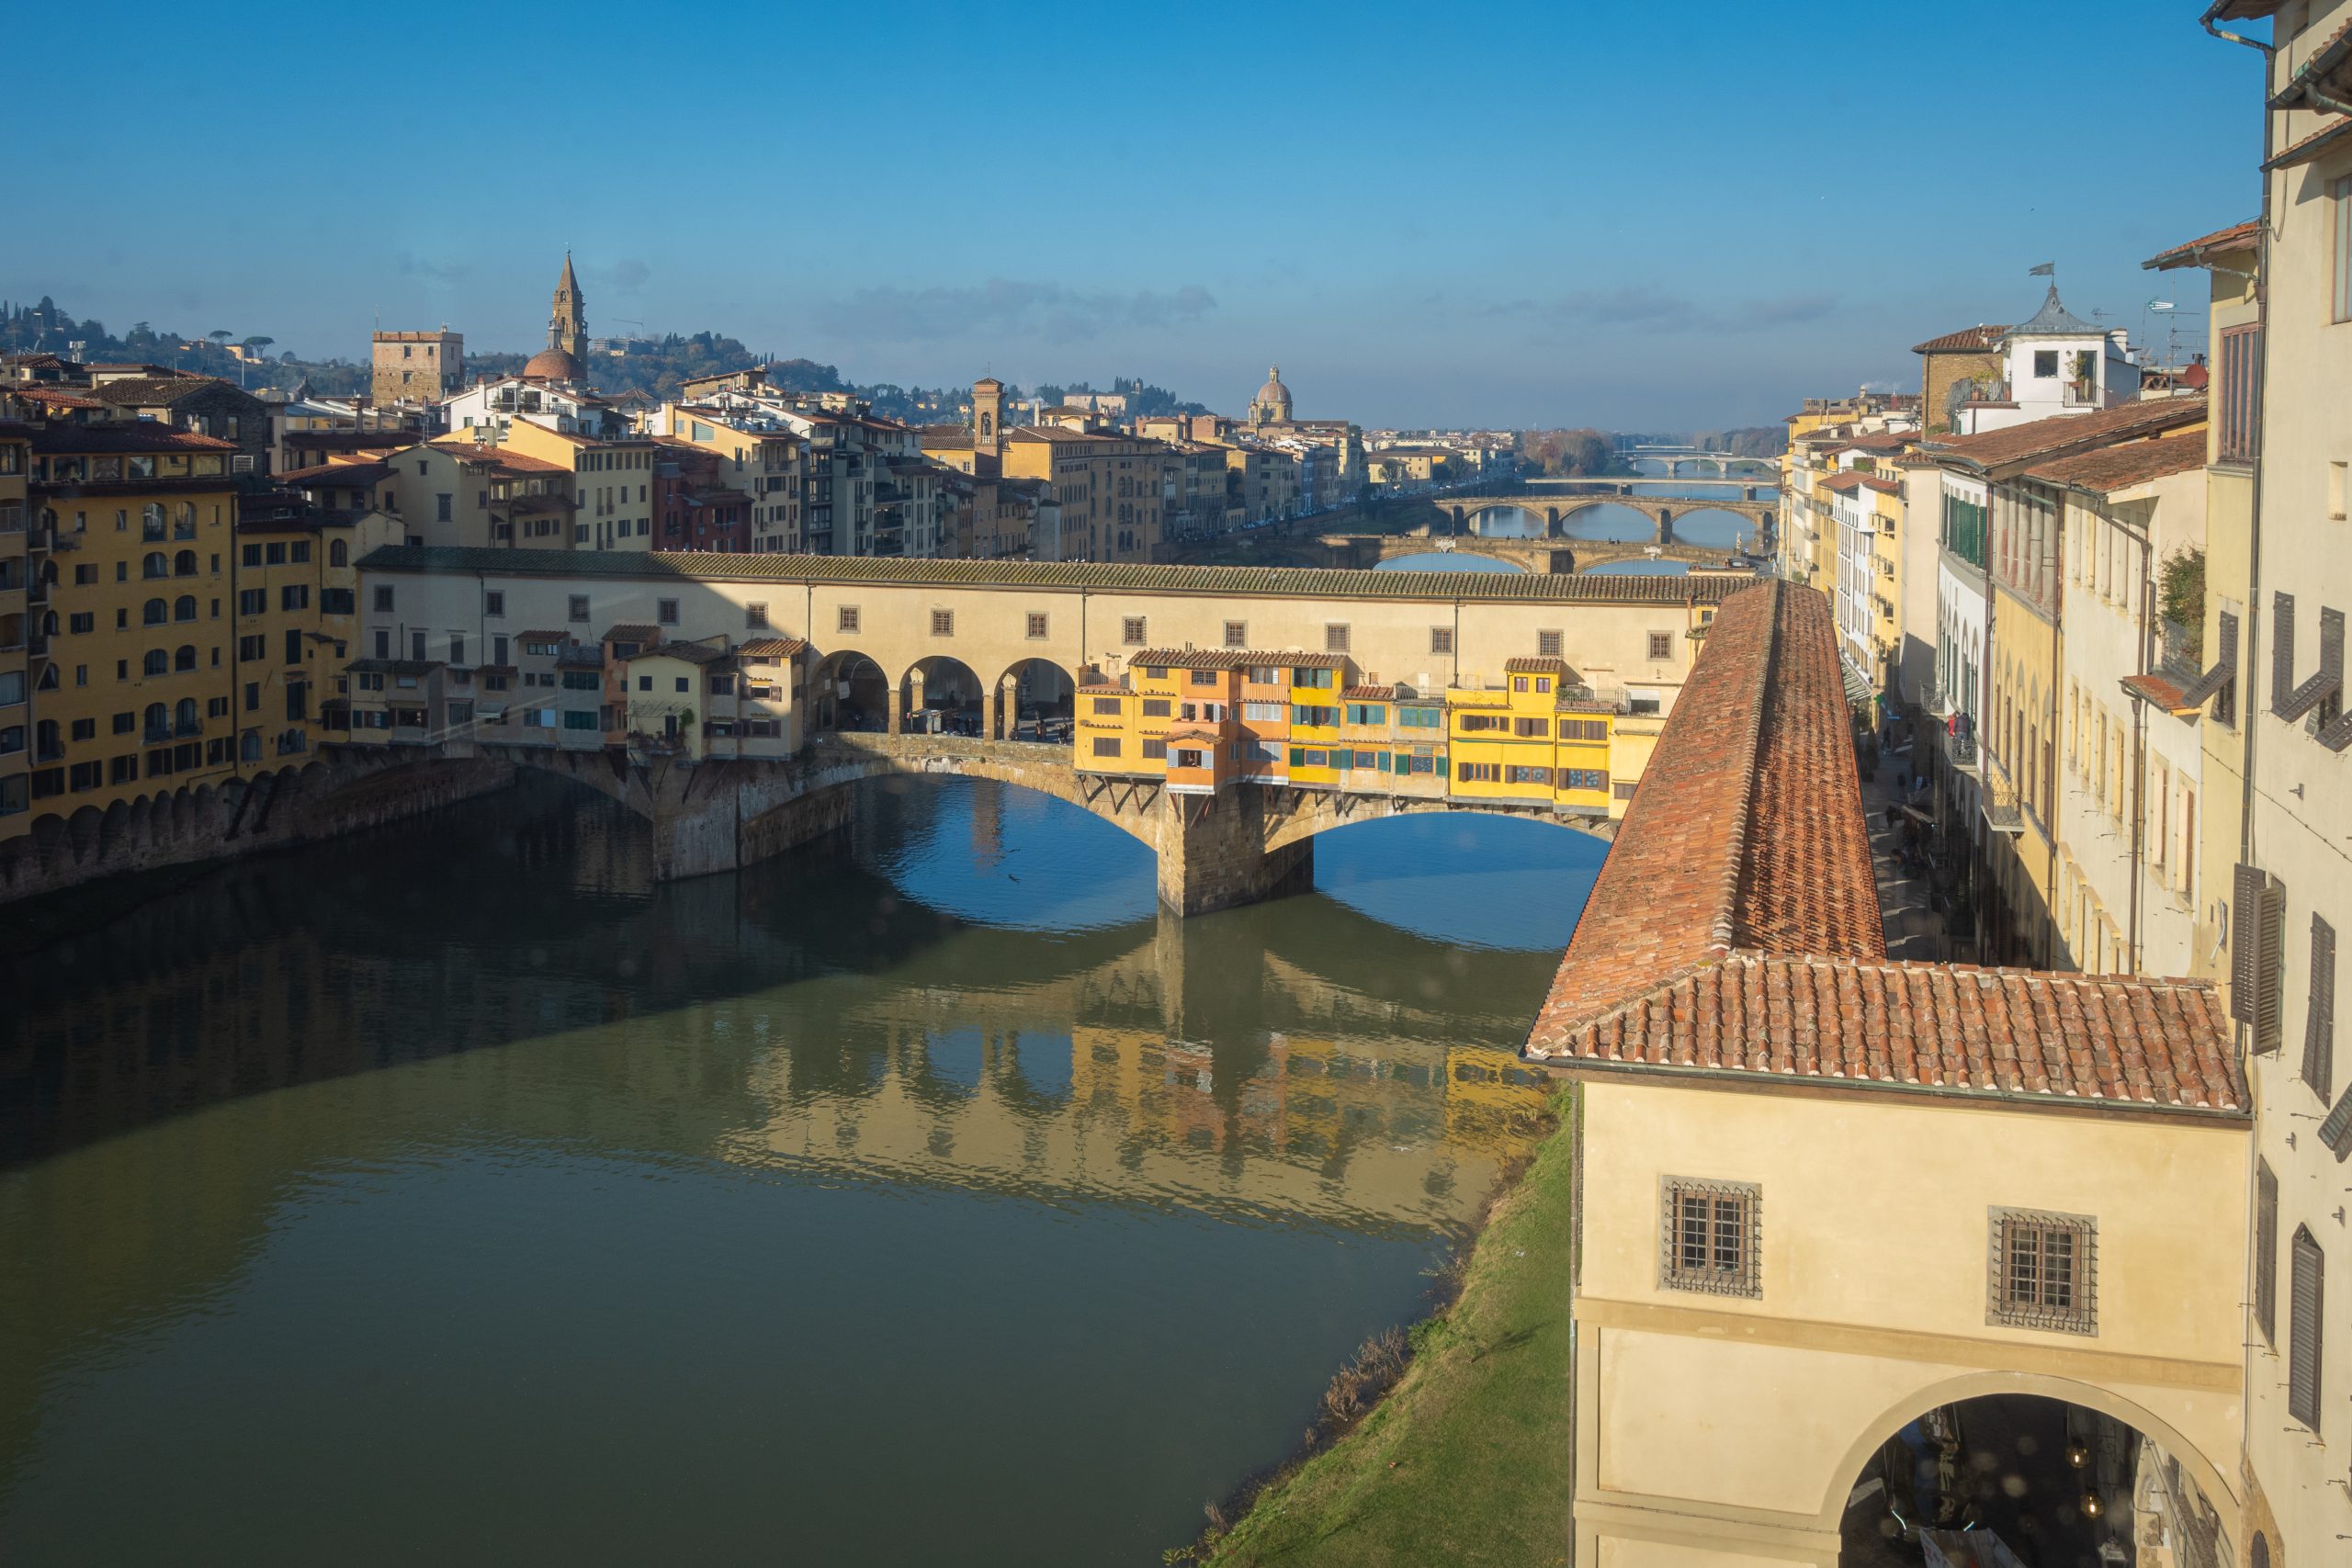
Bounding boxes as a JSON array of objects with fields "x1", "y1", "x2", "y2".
[
  {"x1": 174, "y1": 697, "x2": 198, "y2": 733},
  {"x1": 143, "y1": 598, "x2": 168, "y2": 626},
  {"x1": 175, "y1": 502, "x2": 197, "y2": 538},
  {"x1": 141, "y1": 502, "x2": 166, "y2": 541},
  {"x1": 2252, "y1": 1531, "x2": 2270, "y2": 1568},
  {"x1": 329, "y1": 539, "x2": 348, "y2": 568},
  {"x1": 174, "y1": 550, "x2": 198, "y2": 577},
  {"x1": 142, "y1": 649, "x2": 168, "y2": 676},
  {"x1": 241, "y1": 730, "x2": 261, "y2": 761},
  {"x1": 174, "y1": 595, "x2": 197, "y2": 622},
  {"x1": 142, "y1": 551, "x2": 169, "y2": 579},
  {"x1": 174, "y1": 644, "x2": 197, "y2": 671},
  {"x1": 143, "y1": 702, "x2": 168, "y2": 737}
]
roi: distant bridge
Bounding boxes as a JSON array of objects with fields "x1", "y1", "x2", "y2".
[
  {"x1": 1616, "y1": 448, "x2": 1781, "y2": 478},
  {"x1": 1318, "y1": 534, "x2": 1748, "y2": 575},
  {"x1": 1427, "y1": 491, "x2": 1777, "y2": 546}
]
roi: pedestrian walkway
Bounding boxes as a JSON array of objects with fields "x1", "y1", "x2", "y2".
[{"x1": 1860, "y1": 743, "x2": 1945, "y2": 961}]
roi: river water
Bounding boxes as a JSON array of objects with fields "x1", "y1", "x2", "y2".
[{"x1": 0, "y1": 773, "x2": 1594, "y2": 1564}]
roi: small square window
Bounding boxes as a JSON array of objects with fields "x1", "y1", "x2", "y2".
[
  {"x1": 1325, "y1": 624, "x2": 1351, "y2": 654},
  {"x1": 932, "y1": 609, "x2": 955, "y2": 637},
  {"x1": 2033, "y1": 348, "x2": 2060, "y2": 378},
  {"x1": 1430, "y1": 626, "x2": 1453, "y2": 655},
  {"x1": 1026, "y1": 613, "x2": 1048, "y2": 640},
  {"x1": 658, "y1": 598, "x2": 680, "y2": 626},
  {"x1": 746, "y1": 602, "x2": 770, "y2": 629},
  {"x1": 1224, "y1": 620, "x2": 1247, "y2": 649},
  {"x1": 1538, "y1": 630, "x2": 1562, "y2": 659},
  {"x1": 1658, "y1": 1178, "x2": 1759, "y2": 1298},
  {"x1": 1987, "y1": 1208, "x2": 2097, "y2": 1334},
  {"x1": 1648, "y1": 631, "x2": 1674, "y2": 661},
  {"x1": 568, "y1": 594, "x2": 590, "y2": 623},
  {"x1": 838, "y1": 605, "x2": 860, "y2": 634},
  {"x1": 1123, "y1": 616, "x2": 1147, "y2": 647},
  {"x1": 484, "y1": 591, "x2": 505, "y2": 617}
]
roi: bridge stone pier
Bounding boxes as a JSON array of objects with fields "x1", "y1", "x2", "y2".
[{"x1": 467, "y1": 732, "x2": 1609, "y2": 919}]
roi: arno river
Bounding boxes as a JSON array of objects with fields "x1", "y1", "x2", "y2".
[{"x1": 0, "y1": 773, "x2": 1600, "y2": 1564}]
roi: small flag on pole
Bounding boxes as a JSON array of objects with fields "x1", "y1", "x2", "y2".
[{"x1": 2029, "y1": 262, "x2": 2056, "y2": 276}]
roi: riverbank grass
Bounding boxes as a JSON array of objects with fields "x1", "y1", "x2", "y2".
[{"x1": 1198, "y1": 1091, "x2": 1576, "y2": 1567}]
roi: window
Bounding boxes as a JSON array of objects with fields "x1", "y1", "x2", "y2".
[
  {"x1": 285, "y1": 628, "x2": 303, "y2": 665},
  {"x1": 1988, "y1": 1209, "x2": 2096, "y2": 1334},
  {"x1": 1091, "y1": 696, "x2": 1123, "y2": 716},
  {"x1": 373, "y1": 585, "x2": 395, "y2": 613},
  {"x1": 1223, "y1": 620, "x2": 1246, "y2": 649},
  {"x1": 2307, "y1": 915, "x2": 2338, "y2": 1100},
  {"x1": 331, "y1": 539, "x2": 349, "y2": 569},
  {"x1": 563, "y1": 710, "x2": 600, "y2": 731},
  {"x1": 1026, "y1": 613, "x2": 1048, "y2": 640},
  {"x1": 2218, "y1": 324, "x2": 2261, "y2": 464},
  {"x1": 2033, "y1": 348, "x2": 2059, "y2": 378},
  {"x1": 1658, "y1": 1178, "x2": 1759, "y2": 1297},
  {"x1": 1325, "y1": 623, "x2": 1350, "y2": 653},
  {"x1": 2335, "y1": 174, "x2": 2352, "y2": 322},
  {"x1": 2256, "y1": 1158, "x2": 2279, "y2": 1347},
  {"x1": 1091, "y1": 736, "x2": 1120, "y2": 758},
  {"x1": 931, "y1": 609, "x2": 955, "y2": 637},
  {"x1": 1559, "y1": 717, "x2": 1608, "y2": 741},
  {"x1": 746, "y1": 602, "x2": 769, "y2": 629},
  {"x1": 1398, "y1": 705, "x2": 1441, "y2": 728},
  {"x1": 1647, "y1": 631, "x2": 1674, "y2": 661},
  {"x1": 1455, "y1": 761, "x2": 1500, "y2": 783},
  {"x1": 562, "y1": 594, "x2": 589, "y2": 624},
  {"x1": 1123, "y1": 616, "x2": 1147, "y2": 647},
  {"x1": 280, "y1": 584, "x2": 308, "y2": 612},
  {"x1": 1141, "y1": 698, "x2": 1171, "y2": 717},
  {"x1": 1507, "y1": 764, "x2": 1550, "y2": 784},
  {"x1": 1427, "y1": 626, "x2": 1454, "y2": 656},
  {"x1": 435, "y1": 492, "x2": 453, "y2": 523},
  {"x1": 2290, "y1": 1226, "x2": 2324, "y2": 1429},
  {"x1": 1538, "y1": 630, "x2": 1562, "y2": 659}
]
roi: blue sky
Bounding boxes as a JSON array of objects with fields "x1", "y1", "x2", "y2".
[{"x1": 5, "y1": 3, "x2": 2264, "y2": 429}]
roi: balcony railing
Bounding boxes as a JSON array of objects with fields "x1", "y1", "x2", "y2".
[{"x1": 1980, "y1": 752, "x2": 2021, "y2": 832}]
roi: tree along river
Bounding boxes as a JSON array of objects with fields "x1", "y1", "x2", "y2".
[{"x1": 0, "y1": 773, "x2": 1600, "y2": 1565}]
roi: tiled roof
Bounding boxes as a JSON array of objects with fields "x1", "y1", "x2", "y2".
[
  {"x1": 1503, "y1": 656, "x2": 1574, "y2": 674},
  {"x1": 2025, "y1": 430, "x2": 2209, "y2": 493},
  {"x1": 1521, "y1": 577, "x2": 2245, "y2": 1118},
  {"x1": 1912, "y1": 324, "x2": 2007, "y2": 354},
  {"x1": 355, "y1": 546, "x2": 1745, "y2": 605},
  {"x1": 28, "y1": 423, "x2": 237, "y2": 454},
  {"x1": 7, "y1": 388, "x2": 104, "y2": 409},
  {"x1": 602, "y1": 623, "x2": 661, "y2": 643},
  {"x1": 2264, "y1": 113, "x2": 2352, "y2": 171},
  {"x1": 628, "y1": 640, "x2": 732, "y2": 664},
  {"x1": 1922, "y1": 395, "x2": 2207, "y2": 471},
  {"x1": 1127, "y1": 648, "x2": 1340, "y2": 669},
  {"x1": 1533, "y1": 955, "x2": 2241, "y2": 1113},
  {"x1": 2143, "y1": 220, "x2": 2261, "y2": 272},
  {"x1": 735, "y1": 637, "x2": 808, "y2": 658},
  {"x1": 86, "y1": 376, "x2": 255, "y2": 407},
  {"x1": 1342, "y1": 683, "x2": 1404, "y2": 700},
  {"x1": 281, "y1": 460, "x2": 391, "y2": 486}
]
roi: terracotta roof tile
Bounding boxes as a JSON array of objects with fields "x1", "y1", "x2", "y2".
[
  {"x1": 1912, "y1": 324, "x2": 2007, "y2": 355},
  {"x1": 1521, "y1": 577, "x2": 2245, "y2": 1118},
  {"x1": 735, "y1": 637, "x2": 808, "y2": 658},
  {"x1": 1923, "y1": 396, "x2": 2207, "y2": 470},
  {"x1": 2024, "y1": 430, "x2": 2209, "y2": 493},
  {"x1": 2143, "y1": 220, "x2": 2260, "y2": 271}
]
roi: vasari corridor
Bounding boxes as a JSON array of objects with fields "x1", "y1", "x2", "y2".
[{"x1": 1, "y1": 6, "x2": 2345, "y2": 1564}]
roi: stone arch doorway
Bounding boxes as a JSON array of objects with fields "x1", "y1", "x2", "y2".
[
  {"x1": 901, "y1": 655, "x2": 985, "y2": 737},
  {"x1": 1828, "y1": 1377, "x2": 2234, "y2": 1567},
  {"x1": 810, "y1": 650, "x2": 890, "y2": 734},
  {"x1": 994, "y1": 657, "x2": 1077, "y2": 741}
]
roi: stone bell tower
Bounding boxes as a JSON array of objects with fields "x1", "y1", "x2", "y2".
[
  {"x1": 549, "y1": 251, "x2": 586, "y2": 358},
  {"x1": 972, "y1": 377, "x2": 1006, "y2": 452}
]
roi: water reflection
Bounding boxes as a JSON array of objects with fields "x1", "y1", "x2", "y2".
[{"x1": 0, "y1": 774, "x2": 1570, "y2": 1566}]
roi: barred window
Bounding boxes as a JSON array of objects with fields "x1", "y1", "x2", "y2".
[
  {"x1": 1123, "y1": 616, "x2": 1147, "y2": 647},
  {"x1": 1988, "y1": 1209, "x2": 2097, "y2": 1334},
  {"x1": 1659, "y1": 1178, "x2": 1759, "y2": 1298},
  {"x1": 931, "y1": 609, "x2": 955, "y2": 637},
  {"x1": 1325, "y1": 623, "x2": 1351, "y2": 654},
  {"x1": 1647, "y1": 631, "x2": 1674, "y2": 660},
  {"x1": 1224, "y1": 620, "x2": 1247, "y2": 649},
  {"x1": 1026, "y1": 613, "x2": 1048, "y2": 640},
  {"x1": 1430, "y1": 626, "x2": 1453, "y2": 655},
  {"x1": 838, "y1": 605, "x2": 860, "y2": 634},
  {"x1": 1538, "y1": 629, "x2": 1562, "y2": 658}
]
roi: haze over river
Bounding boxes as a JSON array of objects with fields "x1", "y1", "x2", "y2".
[{"x1": 0, "y1": 773, "x2": 1599, "y2": 1564}]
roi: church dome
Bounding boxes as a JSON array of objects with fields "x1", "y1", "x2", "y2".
[
  {"x1": 1255, "y1": 367, "x2": 1290, "y2": 407},
  {"x1": 523, "y1": 345, "x2": 583, "y2": 382}
]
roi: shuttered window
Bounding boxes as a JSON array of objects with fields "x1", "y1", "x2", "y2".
[
  {"x1": 2256, "y1": 1158, "x2": 2278, "y2": 1346},
  {"x1": 2233, "y1": 864, "x2": 2288, "y2": 1053},
  {"x1": 2251, "y1": 1532, "x2": 2270, "y2": 1568},
  {"x1": 2309, "y1": 916, "x2": 2338, "y2": 1100},
  {"x1": 2290, "y1": 1226, "x2": 2324, "y2": 1430},
  {"x1": 2321, "y1": 1086, "x2": 2352, "y2": 1160}
]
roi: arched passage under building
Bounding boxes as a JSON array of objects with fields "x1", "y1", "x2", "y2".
[
  {"x1": 809, "y1": 650, "x2": 891, "y2": 734},
  {"x1": 900, "y1": 655, "x2": 986, "y2": 737},
  {"x1": 994, "y1": 656, "x2": 1078, "y2": 741}
]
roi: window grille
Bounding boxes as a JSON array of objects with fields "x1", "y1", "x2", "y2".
[
  {"x1": 1430, "y1": 626, "x2": 1453, "y2": 655},
  {"x1": 1325, "y1": 624, "x2": 1351, "y2": 654},
  {"x1": 1658, "y1": 1178, "x2": 1760, "y2": 1298},
  {"x1": 1123, "y1": 616, "x2": 1146, "y2": 647},
  {"x1": 931, "y1": 609, "x2": 954, "y2": 637},
  {"x1": 838, "y1": 605, "x2": 860, "y2": 634},
  {"x1": 1538, "y1": 630, "x2": 1562, "y2": 658},
  {"x1": 1026, "y1": 614, "x2": 1048, "y2": 639},
  {"x1": 1987, "y1": 1209, "x2": 2097, "y2": 1334},
  {"x1": 1647, "y1": 631, "x2": 1674, "y2": 660}
]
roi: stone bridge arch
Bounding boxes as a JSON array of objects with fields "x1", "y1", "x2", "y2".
[{"x1": 1257, "y1": 788, "x2": 1612, "y2": 862}]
